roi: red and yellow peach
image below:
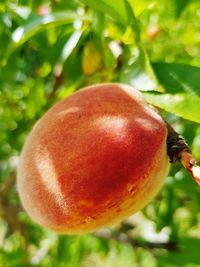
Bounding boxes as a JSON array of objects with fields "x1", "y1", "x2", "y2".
[{"x1": 17, "y1": 83, "x2": 169, "y2": 234}]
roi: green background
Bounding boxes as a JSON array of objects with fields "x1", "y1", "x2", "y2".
[{"x1": 0, "y1": 0, "x2": 200, "y2": 266}]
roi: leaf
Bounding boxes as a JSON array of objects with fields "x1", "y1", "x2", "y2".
[
  {"x1": 161, "y1": 238, "x2": 200, "y2": 266},
  {"x1": 8, "y1": 3, "x2": 31, "y2": 20},
  {"x1": 144, "y1": 62, "x2": 200, "y2": 123},
  {"x1": 80, "y1": 0, "x2": 140, "y2": 41},
  {"x1": 81, "y1": 0, "x2": 127, "y2": 28},
  {"x1": 174, "y1": 0, "x2": 190, "y2": 17},
  {"x1": 60, "y1": 30, "x2": 83, "y2": 63},
  {"x1": 143, "y1": 92, "x2": 200, "y2": 123},
  {"x1": 153, "y1": 62, "x2": 200, "y2": 97},
  {"x1": 124, "y1": 0, "x2": 140, "y2": 42},
  {"x1": 120, "y1": 45, "x2": 163, "y2": 92},
  {"x1": 1, "y1": 11, "x2": 91, "y2": 66},
  {"x1": 129, "y1": 0, "x2": 150, "y2": 16},
  {"x1": 92, "y1": 11, "x2": 105, "y2": 52}
]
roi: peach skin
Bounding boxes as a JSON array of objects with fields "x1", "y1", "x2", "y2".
[{"x1": 17, "y1": 83, "x2": 170, "y2": 234}]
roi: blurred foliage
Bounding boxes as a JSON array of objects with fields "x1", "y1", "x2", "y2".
[{"x1": 0, "y1": 0, "x2": 200, "y2": 266}]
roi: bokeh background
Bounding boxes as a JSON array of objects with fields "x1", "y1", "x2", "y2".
[{"x1": 0, "y1": 0, "x2": 200, "y2": 266}]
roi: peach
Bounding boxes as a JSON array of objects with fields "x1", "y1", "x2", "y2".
[{"x1": 17, "y1": 83, "x2": 170, "y2": 234}]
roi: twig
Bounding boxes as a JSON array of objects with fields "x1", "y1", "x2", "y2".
[
  {"x1": 0, "y1": 172, "x2": 16, "y2": 200},
  {"x1": 166, "y1": 122, "x2": 200, "y2": 186},
  {"x1": 93, "y1": 228, "x2": 178, "y2": 251},
  {"x1": 0, "y1": 172, "x2": 28, "y2": 245},
  {"x1": 48, "y1": 64, "x2": 64, "y2": 101}
]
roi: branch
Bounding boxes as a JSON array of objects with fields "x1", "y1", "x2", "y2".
[
  {"x1": 0, "y1": 172, "x2": 16, "y2": 200},
  {"x1": 0, "y1": 172, "x2": 28, "y2": 245},
  {"x1": 48, "y1": 64, "x2": 64, "y2": 101},
  {"x1": 166, "y1": 122, "x2": 200, "y2": 186},
  {"x1": 93, "y1": 228, "x2": 178, "y2": 251}
]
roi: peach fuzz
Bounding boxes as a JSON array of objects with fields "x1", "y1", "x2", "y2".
[{"x1": 17, "y1": 83, "x2": 170, "y2": 234}]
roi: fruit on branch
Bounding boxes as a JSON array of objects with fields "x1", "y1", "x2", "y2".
[{"x1": 17, "y1": 83, "x2": 170, "y2": 234}]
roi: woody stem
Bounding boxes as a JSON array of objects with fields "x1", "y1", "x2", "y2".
[{"x1": 166, "y1": 122, "x2": 200, "y2": 186}]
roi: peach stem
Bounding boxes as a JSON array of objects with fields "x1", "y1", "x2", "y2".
[{"x1": 178, "y1": 151, "x2": 200, "y2": 186}]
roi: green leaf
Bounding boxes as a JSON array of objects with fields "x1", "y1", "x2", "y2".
[
  {"x1": 59, "y1": 30, "x2": 83, "y2": 63},
  {"x1": 92, "y1": 11, "x2": 105, "y2": 52},
  {"x1": 8, "y1": 3, "x2": 31, "y2": 20},
  {"x1": 80, "y1": 0, "x2": 140, "y2": 41},
  {"x1": 153, "y1": 62, "x2": 200, "y2": 97},
  {"x1": 174, "y1": 0, "x2": 190, "y2": 17},
  {"x1": 1, "y1": 11, "x2": 91, "y2": 66},
  {"x1": 144, "y1": 62, "x2": 200, "y2": 123},
  {"x1": 143, "y1": 92, "x2": 200, "y2": 123},
  {"x1": 161, "y1": 238, "x2": 200, "y2": 266},
  {"x1": 124, "y1": 0, "x2": 140, "y2": 42},
  {"x1": 120, "y1": 45, "x2": 163, "y2": 92},
  {"x1": 81, "y1": 0, "x2": 127, "y2": 27}
]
